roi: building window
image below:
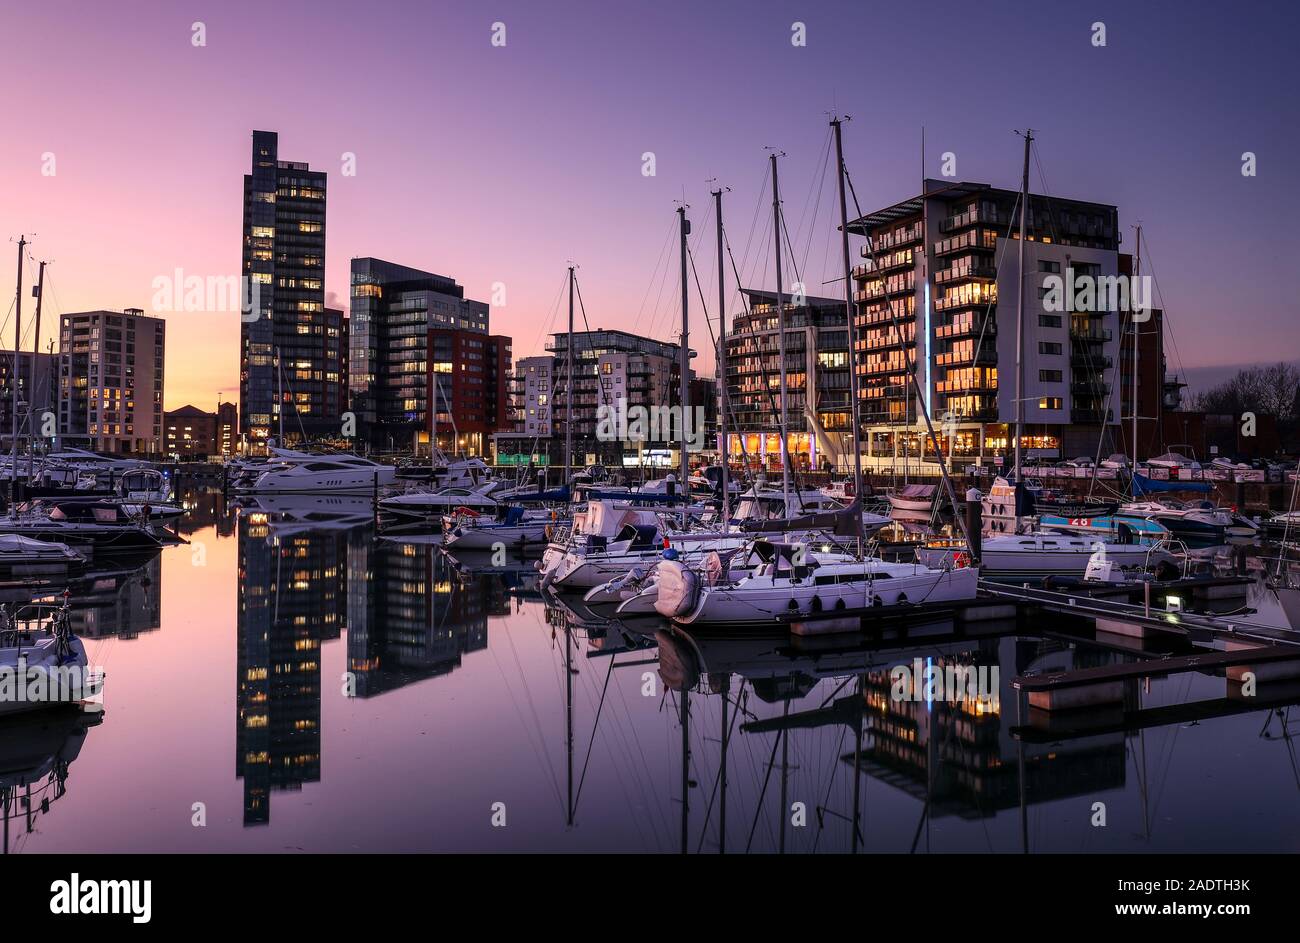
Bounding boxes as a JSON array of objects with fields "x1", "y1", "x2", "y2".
[
  {"x1": 1039, "y1": 369, "x2": 1063, "y2": 383},
  {"x1": 1039, "y1": 397, "x2": 1063, "y2": 410},
  {"x1": 1038, "y1": 314, "x2": 1062, "y2": 328},
  {"x1": 1038, "y1": 342, "x2": 1062, "y2": 355}
]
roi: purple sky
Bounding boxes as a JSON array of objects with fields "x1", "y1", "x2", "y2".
[{"x1": 1, "y1": 0, "x2": 1296, "y2": 410}]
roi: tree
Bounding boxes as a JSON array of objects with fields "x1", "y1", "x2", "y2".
[{"x1": 1194, "y1": 362, "x2": 1300, "y2": 422}]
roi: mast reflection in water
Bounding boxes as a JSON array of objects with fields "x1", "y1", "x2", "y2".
[{"x1": 4, "y1": 484, "x2": 1297, "y2": 853}]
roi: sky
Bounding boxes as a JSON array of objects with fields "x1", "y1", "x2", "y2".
[{"x1": 1, "y1": 0, "x2": 1297, "y2": 411}]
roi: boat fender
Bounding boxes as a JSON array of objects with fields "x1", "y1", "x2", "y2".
[
  {"x1": 897, "y1": 592, "x2": 909, "y2": 605},
  {"x1": 787, "y1": 598, "x2": 800, "y2": 613},
  {"x1": 834, "y1": 598, "x2": 847, "y2": 611},
  {"x1": 811, "y1": 595, "x2": 823, "y2": 613}
]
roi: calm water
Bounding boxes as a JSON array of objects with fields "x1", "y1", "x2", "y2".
[{"x1": 5, "y1": 487, "x2": 1299, "y2": 854}]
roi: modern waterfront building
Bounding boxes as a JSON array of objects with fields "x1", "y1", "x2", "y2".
[
  {"x1": 722, "y1": 289, "x2": 851, "y2": 473},
  {"x1": 0, "y1": 350, "x2": 57, "y2": 448},
  {"x1": 240, "y1": 130, "x2": 344, "y2": 449},
  {"x1": 348, "y1": 257, "x2": 509, "y2": 455},
  {"x1": 501, "y1": 329, "x2": 694, "y2": 469},
  {"x1": 58, "y1": 308, "x2": 166, "y2": 454},
  {"x1": 843, "y1": 179, "x2": 1124, "y2": 469}
]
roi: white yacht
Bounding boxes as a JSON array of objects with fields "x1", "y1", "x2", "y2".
[
  {"x1": 538, "y1": 499, "x2": 746, "y2": 591},
  {"x1": 0, "y1": 604, "x2": 102, "y2": 716},
  {"x1": 442, "y1": 506, "x2": 552, "y2": 551},
  {"x1": 239, "y1": 453, "x2": 396, "y2": 493},
  {"x1": 1119, "y1": 500, "x2": 1258, "y2": 542},
  {"x1": 652, "y1": 541, "x2": 979, "y2": 626},
  {"x1": 379, "y1": 481, "x2": 502, "y2": 521},
  {"x1": 949, "y1": 532, "x2": 1175, "y2": 582}
]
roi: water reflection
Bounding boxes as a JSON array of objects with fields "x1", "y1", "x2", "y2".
[{"x1": 3, "y1": 483, "x2": 1297, "y2": 852}]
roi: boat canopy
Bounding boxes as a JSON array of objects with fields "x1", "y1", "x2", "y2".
[{"x1": 1132, "y1": 473, "x2": 1213, "y2": 495}]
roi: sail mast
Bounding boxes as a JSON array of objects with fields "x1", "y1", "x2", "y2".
[
  {"x1": 564, "y1": 264, "x2": 574, "y2": 482},
  {"x1": 713, "y1": 187, "x2": 731, "y2": 525},
  {"x1": 770, "y1": 152, "x2": 793, "y2": 507},
  {"x1": 1131, "y1": 224, "x2": 1142, "y2": 470},
  {"x1": 1014, "y1": 130, "x2": 1033, "y2": 483},
  {"x1": 832, "y1": 117, "x2": 864, "y2": 505},
  {"x1": 28, "y1": 260, "x2": 46, "y2": 480},
  {"x1": 11, "y1": 236, "x2": 25, "y2": 502},
  {"x1": 677, "y1": 205, "x2": 691, "y2": 492}
]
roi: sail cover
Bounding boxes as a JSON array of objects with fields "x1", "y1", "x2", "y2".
[{"x1": 739, "y1": 499, "x2": 865, "y2": 538}]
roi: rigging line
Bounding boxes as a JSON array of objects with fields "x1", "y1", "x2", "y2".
[
  {"x1": 527, "y1": 270, "x2": 570, "y2": 371},
  {"x1": 633, "y1": 214, "x2": 680, "y2": 335},
  {"x1": 790, "y1": 127, "x2": 836, "y2": 293},
  {"x1": 788, "y1": 127, "x2": 835, "y2": 286},
  {"x1": 572, "y1": 650, "x2": 615, "y2": 809},
  {"x1": 572, "y1": 273, "x2": 616, "y2": 412},
  {"x1": 745, "y1": 725, "x2": 785, "y2": 852}
]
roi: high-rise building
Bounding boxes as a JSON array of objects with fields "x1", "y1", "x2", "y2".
[
  {"x1": 844, "y1": 179, "x2": 1123, "y2": 467},
  {"x1": 58, "y1": 308, "x2": 165, "y2": 454},
  {"x1": 348, "y1": 257, "x2": 509, "y2": 454},
  {"x1": 723, "y1": 289, "x2": 851, "y2": 473},
  {"x1": 240, "y1": 130, "x2": 341, "y2": 449}
]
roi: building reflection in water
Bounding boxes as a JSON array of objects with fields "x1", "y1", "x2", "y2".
[
  {"x1": 346, "y1": 537, "x2": 503, "y2": 698},
  {"x1": 653, "y1": 621, "x2": 1129, "y2": 852},
  {"x1": 235, "y1": 511, "x2": 344, "y2": 826},
  {"x1": 61, "y1": 553, "x2": 163, "y2": 640}
]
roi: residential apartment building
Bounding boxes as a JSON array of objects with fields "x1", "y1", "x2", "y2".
[
  {"x1": 844, "y1": 179, "x2": 1123, "y2": 467},
  {"x1": 240, "y1": 129, "x2": 344, "y2": 448},
  {"x1": 503, "y1": 329, "x2": 693, "y2": 469},
  {"x1": 0, "y1": 350, "x2": 57, "y2": 447},
  {"x1": 349, "y1": 257, "x2": 509, "y2": 454},
  {"x1": 58, "y1": 308, "x2": 165, "y2": 454},
  {"x1": 723, "y1": 289, "x2": 852, "y2": 473}
]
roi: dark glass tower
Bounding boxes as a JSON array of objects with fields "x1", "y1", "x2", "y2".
[{"x1": 240, "y1": 130, "x2": 337, "y2": 448}]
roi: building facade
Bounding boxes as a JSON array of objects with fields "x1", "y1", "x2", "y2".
[
  {"x1": 348, "y1": 257, "x2": 509, "y2": 455},
  {"x1": 0, "y1": 350, "x2": 57, "y2": 449},
  {"x1": 501, "y1": 329, "x2": 693, "y2": 469},
  {"x1": 58, "y1": 308, "x2": 165, "y2": 454},
  {"x1": 164, "y1": 402, "x2": 238, "y2": 457},
  {"x1": 844, "y1": 179, "x2": 1123, "y2": 468},
  {"x1": 241, "y1": 129, "x2": 343, "y2": 449},
  {"x1": 723, "y1": 289, "x2": 852, "y2": 473}
]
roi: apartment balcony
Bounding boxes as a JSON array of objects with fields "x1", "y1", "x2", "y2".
[
  {"x1": 933, "y1": 230, "x2": 997, "y2": 257},
  {"x1": 1071, "y1": 378, "x2": 1110, "y2": 395},
  {"x1": 934, "y1": 263, "x2": 998, "y2": 285},
  {"x1": 1069, "y1": 327, "x2": 1112, "y2": 343},
  {"x1": 935, "y1": 315, "x2": 996, "y2": 340},
  {"x1": 936, "y1": 378, "x2": 997, "y2": 393},
  {"x1": 1072, "y1": 407, "x2": 1112, "y2": 423},
  {"x1": 935, "y1": 346, "x2": 996, "y2": 367},
  {"x1": 939, "y1": 205, "x2": 1010, "y2": 234},
  {"x1": 934, "y1": 291, "x2": 997, "y2": 313},
  {"x1": 1070, "y1": 353, "x2": 1112, "y2": 370}
]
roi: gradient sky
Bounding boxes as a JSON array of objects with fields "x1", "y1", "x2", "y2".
[{"x1": 2, "y1": 0, "x2": 1297, "y2": 411}]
